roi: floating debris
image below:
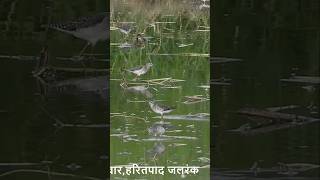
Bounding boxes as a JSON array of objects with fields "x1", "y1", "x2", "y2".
[
  {"x1": 177, "y1": 43, "x2": 194, "y2": 48},
  {"x1": 142, "y1": 135, "x2": 197, "y2": 141},
  {"x1": 33, "y1": 66, "x2": 108, "y2": 81},
  {"x1": 211, "y1": 78, "x2": 232, "y2": 86},
  {"x1": 154, "y1": 21, "x2": 176, "y2": 24},
  {"x1": 229, "y1": 108, "x2": 320, "y2": 135},
  {"x1": 266, "y1": 105, "x2": 300, "y2": 112},
  {"x1": 0, "y1": 169, "x2": 102, "y2": 180},
  {"x1": 237, "y1": 108, "x2": 319, "y2": 123},
  {"x1": 198, "y1": 85, "x2": 210, "y2": 89},
  {"x1": 118, "y1": 42, "x2": 134, "y2": 51},
  {"x1": 56, "y1": 56, "x2": 108, "y2": 62},
  {"x1": 302, "y1": 85, "x2": 317, "y2": 92},
  {"x1": 211, "y1": 57, "x2": 243, "y2": 64},
  {"x1": 183, "y1": 95, "x2": 209, "y2": 104},
  {"x1": 153, "y1": 113, "x2": 210, "y2": 121},
  {"x1": 169, "y1": 143, "x2": 188, "y2": 147},
  {"x1": 148, "y1": 53, "x2": 209, "y2": 57},
  {"x1": 0, "y1": 54, "x2": 38, "y2": 61},
  {"x1": 40, "y1": 106, "x2": 108, "y2": 129},
  {"x1": 0, "y1": 162, "x2": 44, "y2": 166},
  {"x1": 54, "y1": 123, "x2": 109, "y2": 129},
  {"x1": 118, "y1": 152, "x2": 132, "y2": 156},
  {"x1": 198, "y1": 157, "x2": 210, "y2": 164},
  {"x1": 111, "y1": 112, "x2": 146, "y2": 121},
  {"x1": 160, "y1": 86, "x2": 181, "y2": 89},
  {"x1": 99, "y1": 155, "x2": 108, "y2": 160},
  {"x1": 116, "y1": 77, "x2": 185, "y2": 88},
  {"x1": 213, "y1": 162, "x2": 320, "y2": 179},
  {"x1": 66, "y1": 163, "x2": 82, "y2": 171}
]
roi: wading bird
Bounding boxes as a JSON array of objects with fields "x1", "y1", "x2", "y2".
[
  {"x1": 125, "y1": 63, "x2": 153, "y2": 80},
  {"x1": 48, "y1": 13, "x2": 109, "y2": 58},
  {"x1": 134, "y1": 33, "x2": 147, "y2": 48},
  {"x1": 148, "y1": 100, "x2": 175, "y2": 120},
  {"x1": 117, "y1": 22, "x2": 135, "y2": 35}
]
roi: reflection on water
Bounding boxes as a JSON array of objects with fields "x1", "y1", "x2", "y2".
[
  {"x1": 0, "y1": 0, "x2": 108, "y2": 179},
  {"x1": 212, "y1": 0, "x2": 319, "y2": 179},
  {"x1": 110, "y1": 0, "x2": 210, "y2": 179}
]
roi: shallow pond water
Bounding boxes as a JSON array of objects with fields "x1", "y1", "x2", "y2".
[{"x1": 110, "y1": 0, "x2": 210, "y2": 179}]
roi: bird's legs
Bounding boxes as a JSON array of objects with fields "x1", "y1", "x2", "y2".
[
  {"x1": 133, "y1": 75, "x2": 139, "y2": 81},
  {"x1": 78, "y1": 42, "x2": 90, "y2": 57},
  {"x1": 160, "y1": 114, "x2": 164, "y2": 124},
  {"x1": 87, "y1": 45, "x2": 97, "y2": 61},
  {"x1": 152, "y1": 153, "x2": 158, "y2": 161},
  {"x1": 77, "y1": 42, "x2": 91, "y2": 69}
]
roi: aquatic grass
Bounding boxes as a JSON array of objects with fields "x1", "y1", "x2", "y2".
[{"x1": 110, "y1": 0, "x2": 209, "y2": 73}]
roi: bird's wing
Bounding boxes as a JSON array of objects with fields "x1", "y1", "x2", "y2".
[
  {"x1": 126, "y1": 65, "x2": 143, "y2": 72},
  {"x1": 48, "y1": 13, "x2": 107, "y2": 32},
  {"x1": 162, "y1": 105, "x2": 175, "y2": 111},
  {"x1": 118, "y1": 23, "x2": 135, "y2": 31}
]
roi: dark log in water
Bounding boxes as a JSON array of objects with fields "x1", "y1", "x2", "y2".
[
  {"x1": 36, "y1": 66, "x2": 108, "y2": 74},
  {"x1": 210, "y1": 57, "x2": 243, "y2": 64},
  {"x1": 266, "y1": 105, "x2": 300, "y2": 112},
  {"x1": 33, "y1": 66, "x2": 108, "y2": 82},
  {"x1": 237, "y1": 108, "x2": 318, "y2": 123},
  {"x1": 213, "y1": 162, "x2": 320, "y2": 179},
  {"x1": 233, "y1": 108, "x2": 320, "y2": 135},
  {"x1": 0, "y1": 169, "x2": 102, "y2": 180},
  {"x1": 280, "y1": 76, "x2": 320, "y2": 85}
]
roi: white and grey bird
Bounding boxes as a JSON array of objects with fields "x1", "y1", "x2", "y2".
[
  {"x1": 148, "y1": 100, "x2": 175, "y2": 119},
  {"x1": 125, "y1": 63, "x2": 153, "y2": 79},
  {"x1": 48, "y1": 13, "x2": 109, "y2": 56},
  {"x1": 117, "y1": 23, "x2": 135, "y2": 35}
]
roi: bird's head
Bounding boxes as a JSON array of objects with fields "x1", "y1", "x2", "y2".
[
  {"x1": 146, "y1": 63, "x2": 153, "y2": 68},
  {"x1": 148, "y1": 100, "x2": 155, "y2": 106}
]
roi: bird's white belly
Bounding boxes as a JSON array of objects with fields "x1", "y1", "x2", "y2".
[
  {"x1": 135, "y1": 69, "x2": 145, "y2": 76},
  {"x1": 73, "y1": 23, "x2": 108, "y2": 45}
]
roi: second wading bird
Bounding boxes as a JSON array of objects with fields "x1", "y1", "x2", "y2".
[
  {"x1": 116, "y1": 22, "x2": 135, "y2": 35},
  {"x1": 125, "y1": 63, "x2": 153, "y2": 80},
  {"x1": 149, "y1": 100, "x2": 175, "y2": 120},
  {"x1": 48, "y1": 13, "x2": 109, "y2": 58}
]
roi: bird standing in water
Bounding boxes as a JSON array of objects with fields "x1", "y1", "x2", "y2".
[
  {"x1": 125, "y1": 63, "x2": 153, "y2": 80},
  {"x1": 135, "y1": 33, "x2": 147, "y2": 48},
  {"x1": 148, "y1": 100, "x2": 175, "y2": 120},
  {"x1": 117, "y1": 22, "x2": 135, "y2": 35},
  {"x1": 48, "y1": 13, "x2": 109, "y2": 58}
]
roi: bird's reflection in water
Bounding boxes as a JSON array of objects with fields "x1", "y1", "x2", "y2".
[
  {"x1": 35, "y1": 75, "x2": 108, "y2": 126},
  {"x1": 147, "y1": 142, "x2": 166, "y2": 160},
  {"x1": 37, "y1": 75, "x2": 108, "y2": 102},
  {"x1": 121, "y1": 84, "x2": 153, "y2": 99},
  {"x1": 148, "y1": 123, "x2": 166, "y2": 137},
  {"x1": 147, "y1": 123, "x2": 175, "y2": 137}
]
